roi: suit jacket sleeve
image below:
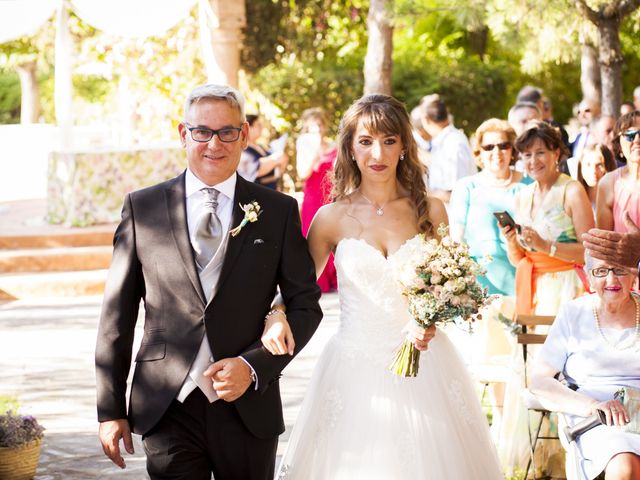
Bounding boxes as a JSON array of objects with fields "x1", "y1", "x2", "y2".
[
  {"x1": 95, "y1": 193, "x2": 144, "y2": 421},
  {"x1": 241, "y1": 197, "x2": 322, "y2": 393}
]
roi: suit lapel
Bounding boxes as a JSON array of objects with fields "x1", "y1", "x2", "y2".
[
  {"x1": 217, "y1": 175, "x2": 253, "y2": 290},
  {"x1": 165, "y1": 172, "x2": 207, "y2": 306}
]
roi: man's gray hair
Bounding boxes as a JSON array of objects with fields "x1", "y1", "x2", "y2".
[
  {"x1": 634, "y1": 85, "x2": 640, "y2": 98},
  {"x1": 183, "y1": 84, "x2": 246, "y2": 122}
]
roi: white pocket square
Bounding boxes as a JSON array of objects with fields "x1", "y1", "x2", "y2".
[{"x1": 253, "y1": 238, "x2": 264, "y2": 244}]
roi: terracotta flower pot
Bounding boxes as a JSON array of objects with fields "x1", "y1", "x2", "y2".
[{"x1": 0, "y1": 438, "x2": 42, "y2": 480}]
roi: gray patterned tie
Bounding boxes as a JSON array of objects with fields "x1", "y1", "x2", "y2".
[{"x1": 193, "y1": 188, "x2": 222, "y2": 271}]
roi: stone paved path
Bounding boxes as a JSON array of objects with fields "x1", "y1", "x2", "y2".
[{"x1": 0, "y1": 293, "x2": 339, "y2": 479}]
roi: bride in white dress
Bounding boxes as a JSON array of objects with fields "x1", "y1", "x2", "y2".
[{"x1": 264, "y1": 94, "x2": 503, "y2": 479}]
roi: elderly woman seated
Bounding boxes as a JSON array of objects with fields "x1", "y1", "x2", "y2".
[{"x1": 529, "y1": 253, "x2": 640, "y2": 480}]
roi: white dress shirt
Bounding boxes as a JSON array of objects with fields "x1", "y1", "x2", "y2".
[
  {"x1": 176, "y1": 169, "x2": 256, "y2": 402},
  {"x1": 427, "y1": 124, "x2": 477, "y2": 192}
]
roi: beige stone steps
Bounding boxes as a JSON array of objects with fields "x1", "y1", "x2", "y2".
[
  {"x1": 0, "y1": 246, "x2": 113, "y2": 273},
  {"x1": 0, "y1": 199, "x2": 114, "y2": 300},
  {"x1": 0, "y1": 227, "x2": 115, "y2": 249},
  {"x1": 0, "y1": 270, "x2": 108, "y2": 300}
]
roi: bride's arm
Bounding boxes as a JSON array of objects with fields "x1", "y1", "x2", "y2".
[
  {"x1": 427, "y1": 196, "x2": 449, "y2": 238},
  {"x1": 306, "y1": 205, "x2": 337, "y2": 279},
  {"x1": 403, "y1": 196, "x2": 448, "y2": 351},
  {"x1": 261, "y1": 205, "x2": 337, "y2": 355}
]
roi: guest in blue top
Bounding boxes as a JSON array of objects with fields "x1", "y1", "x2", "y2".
[{"x1": 449, "y1": 118, "x2": 526, "y2": 295}]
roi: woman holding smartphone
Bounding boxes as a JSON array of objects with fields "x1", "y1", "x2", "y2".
[{"x1": 503, "y1": 121, "x2": 594, "y2": 316}]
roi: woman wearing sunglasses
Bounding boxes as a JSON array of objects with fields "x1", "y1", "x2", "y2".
[
  {"x1": 450, "y1": 118, "x2": 526, "y2": 296},
  {"x1": 596, "y1": 111, "x2": 640, "y2": 233},
  {"x1": 529, "y1": 253, "x2": 640, "y2": 480}
]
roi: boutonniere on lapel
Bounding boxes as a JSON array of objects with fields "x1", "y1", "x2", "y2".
[{"x1": 230, "y1": 201, "x2": 262, "y2": 237}]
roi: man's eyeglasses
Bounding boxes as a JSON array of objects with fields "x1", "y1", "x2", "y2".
[
  {"x1": 620, "y1": 129, "x2": 640, "y2": 142},
  {"x1": 480, "y1": 142, "x2": 511, "y2": 152},
  {"x1": 185, "y1": 124, "x2": 242, "y2": 143},
  {"x1": 590, "y1": 267, "x2": 629, "y2": 278}
]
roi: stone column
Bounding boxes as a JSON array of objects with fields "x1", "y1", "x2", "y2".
[{"x1": 201, "y1": 0, "x2": 246, "y2": 88}]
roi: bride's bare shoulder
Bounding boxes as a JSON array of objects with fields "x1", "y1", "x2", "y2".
[
  {"x1": 314, "y1": 197, "x2": 353, "y2": 221},
  {"x1": 309, "y1": 197, "x2": 354, "y2": 241}
]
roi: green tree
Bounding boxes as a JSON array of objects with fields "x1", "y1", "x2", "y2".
[
  {"x1": 392, "y1": 8, "x2": 511, "y2": 131},
  {"x1": 244, "y1": 0, "x2": 368, "y2": 132},
  {"x1": 364, "y1": 0, "x2": 393, "y2": 94},
  {"x1": 574, "y1": 0, "x2": 640, "y2": 115},
  {"x1": 477, "y1": 0, "x2": 640, "y2": 114},
  {"x1": 0, "y1": 16, "x2": 55, "y2": 124}
]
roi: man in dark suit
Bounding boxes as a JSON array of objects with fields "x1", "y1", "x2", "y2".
[{"x1": 95, "y1": 84, "x2": 322, "y2": 479}]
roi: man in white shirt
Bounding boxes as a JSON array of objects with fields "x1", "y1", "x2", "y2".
[
  {"x1": 420, "y1": 96, "x2": 476, "y2": 202},
  {"x1": 96, "y1": 84, "x2": 322, "y2": 479}
]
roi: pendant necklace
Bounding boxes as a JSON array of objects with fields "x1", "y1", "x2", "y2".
[
  {"x1": 592, "y1": 295, "x2": 640, "y2": 350},
  {"x1": 359, "y1": 190, "x2": 387, "y2": 216}
]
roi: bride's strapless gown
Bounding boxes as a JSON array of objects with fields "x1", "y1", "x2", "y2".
[{"x1": 276, "y1": 236, "x2": 504, "y2": 479}]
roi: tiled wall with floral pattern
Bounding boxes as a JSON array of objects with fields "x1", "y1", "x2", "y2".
[{"x1": 48, "y1": 147, "x2": 185, "y2": 226}]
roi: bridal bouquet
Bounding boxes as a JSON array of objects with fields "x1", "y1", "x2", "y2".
[{"x1": 388, "y1": 225, "x2": 490, "y2": 377}]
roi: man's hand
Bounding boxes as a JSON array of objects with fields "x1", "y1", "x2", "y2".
[
  {"x1": 582, "y1": 212, "x2": 640, "y2": 269},
  {"x1": 98, "y1": 419, "x2": 134, "y2": 469},
  {"x1": 203, "y1": 357, "x2": 252, "y2": 402}
]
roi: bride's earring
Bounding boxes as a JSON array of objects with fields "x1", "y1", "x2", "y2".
[
  {"x1": 399, "y1": 152, "x2": 405, "y2": 161},
  {"x1": 351, "y1": 154, "x2": 356, "y2": 162}
]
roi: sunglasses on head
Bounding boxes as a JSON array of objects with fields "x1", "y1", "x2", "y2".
[
  {"x1": 621, "y1": 129, "x2": 640, "y2": 142},
  {"x1": 480, "y1": 142, "x2": 511, "y2": 152}
]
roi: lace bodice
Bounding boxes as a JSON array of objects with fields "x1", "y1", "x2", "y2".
[{"x1": 333, "y1": 235, "x2": 422, "y2": 363}]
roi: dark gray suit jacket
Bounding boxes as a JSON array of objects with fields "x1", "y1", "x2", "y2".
[{"x1": 95, "y1": 172, "x2": 322, "y2": 438}]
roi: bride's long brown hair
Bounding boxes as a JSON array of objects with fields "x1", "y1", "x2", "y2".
[{"x1": 330, "y1": 94, "x2": 433, "y2": 235}]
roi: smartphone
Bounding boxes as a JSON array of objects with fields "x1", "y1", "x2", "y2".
[{"x1": 493, "y1": 211, "x2": 521, "y2": 233}]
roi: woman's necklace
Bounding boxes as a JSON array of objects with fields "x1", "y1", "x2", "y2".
[
  {"x1": 483, "y1": 170, "x2": 513, "y2": 188},
  {"x1": 358, "y1": 190, "x2": 388, "y2": 216},
  {"x1": 592, "y1": 295, "x2": 640, "y2": 350}
]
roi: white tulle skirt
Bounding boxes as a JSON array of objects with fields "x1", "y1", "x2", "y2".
[{"x1": 276, "y1": 328, "x2": 504, "y2": 479}]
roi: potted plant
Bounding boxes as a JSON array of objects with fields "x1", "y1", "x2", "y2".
[{"x1": 0, "y1": 411, "x2": 45, "y2": 480}]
